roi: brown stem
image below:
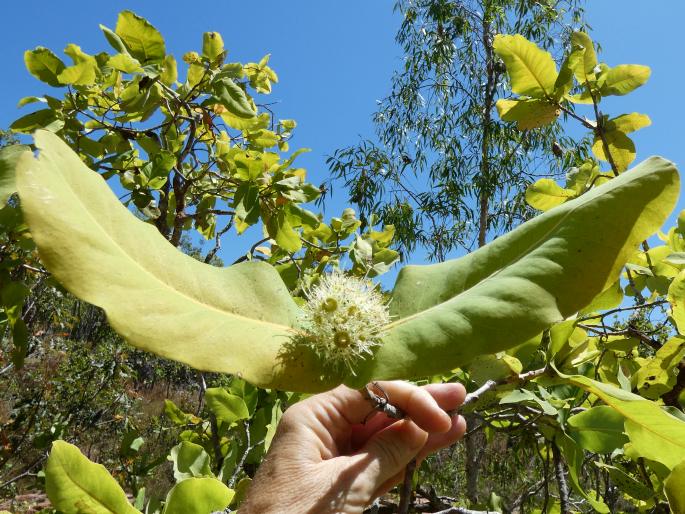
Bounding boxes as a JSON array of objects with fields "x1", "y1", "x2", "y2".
[{"x1": 553, "y1": 443, "x2": 570, "y2": 514}]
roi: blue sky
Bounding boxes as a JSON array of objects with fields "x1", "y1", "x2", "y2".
[{"x1": 0, "y1": 1, "x2": 683, "y2": 272}]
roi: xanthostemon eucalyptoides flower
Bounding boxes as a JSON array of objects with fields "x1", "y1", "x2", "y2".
[{"x1": 299, "y1": 272, "x2": 390, "y2": 374}]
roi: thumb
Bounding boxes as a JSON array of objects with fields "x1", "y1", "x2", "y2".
[{"x1": 355, "y1": 419, "x2": 428, "y2": 493}]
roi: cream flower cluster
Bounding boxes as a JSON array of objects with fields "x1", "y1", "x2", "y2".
[{"x1": 300, "y1": 272, "x2": 390, "y2": 374}]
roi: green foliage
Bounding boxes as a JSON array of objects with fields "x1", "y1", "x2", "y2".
[
  {"x1": 4, "y1": 6, "x2": 685, "y2": 514},
  {"x1": 328, "y1": 0, "x2": 588, "y2": 259},
  {"x1": 46, "y1": 441, "x2": 142, "y2": 514}
]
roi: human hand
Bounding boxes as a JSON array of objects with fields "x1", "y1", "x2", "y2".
[{"x1": 239, "y1": 381, "x2": 466, "y2": 514}]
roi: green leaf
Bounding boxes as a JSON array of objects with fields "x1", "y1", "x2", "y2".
[
  {"x1": 0, "y1": 145, "x2": 30, "y2": 206},
  {"x1": 669, "y1": 270, "x2": 685, "y2": 332},
  {"x1": 162, "y1": 477, "x2": 233, "y2": 514},
  {"x1": 11, "y1": 109, "x2": 63, "y2": 134},
  {"x1": 563, "y1": 374, "x2": 685, "y2": 469},
  {"x1": 633, "y1": 336, "x2": 685, "y2": 399},
  {"x1": 553, "y1": 48, "x2": 583, "y2": 99},
  {"x1": 267, "y1": 211, "x2": 302, "y2": 253},
  {"x1": 496, "y1": 99, "x2": 559, "y2": 129},
  {"x1": 16, "y1": 131, "x2": 334, "y2": 393},
  {"x1": 202, "y1": 32, "x2": 225, "y2": 61},
  {"x1": 567, "y1": 405, "x2": 628, "y2": 453},
  {"x1": 350, "y1": 156, "x2": 679, "y2": 386},
  {"x1": 493, "y1": 34, "x2": 558, "y2": 97},
  {"x1": 115, "y1": 11, "x2": 166, "y2": 64},
  {"x1": 555, "y1": 433, "x2": 610, "y2": 512},
  {"x1": 24, "y1": 47, "x2": 66, "y2": 86},
  {"x1": 594, "y1": 462, "x2": 654, "y2": 501},
  {"x1": 168, "y1": 442, "x2": 213, "y2": 481},
  {"x1": 525, "y1": 178, "x2": 576, "y2": 211},
  {"x1": 99, "y1": 24, "x2": 128, "y2": 54},
  {"x1": 205, "y1": 388, "x2": 249, "y2": 424},
  {"x1": 45, "y1": 441, "x2": 141, "y2": 514},
  {"x1": 592, "y1": 130, "x2": 636, "y2": 173},
  {"x1": 107, "y1": 53, "x2": 143, "y2": 73},
  {"x1": 500, "y1": 388, "x2": 557, "y2": 416},
  {"x1": 58, "y1": 61, "x2": 97, "y2": 86},
  {"x1": 570, "y1": 32, "x2": 597, "y2": 83},
  {"x1": 665, "y1": 459, "x2": 685, "y2": 513},
  {"x1": 160, "y1": 55, "x2": 178, "y2": 86},
  {"x1": 213, "y1": 78, "x2": 256, "y2": 119},
  {"x1": 600, "y1": 64, "x2": 651, "y2": 96},
  {"x1": 606, "y1": 113, "x2": 651, "y2": 134}
]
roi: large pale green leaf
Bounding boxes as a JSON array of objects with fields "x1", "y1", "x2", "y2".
[
  {"x1": 162, "y1": 477, "x2": 233, "y2": 514},
  {"x1": 665, "y1": 459, "x2": 685, "y2": 513},
  {"x1": 15, "y1": 130, "x2": 333, "y2": 393},
  {"x1": 493, "y1": 34, "x2": 558, "y2": 97},
  {"x1": 564, "y1": 374, "x2": 685, "y2": 469},
  {"x1": 600, "y1": 64, "x2": 651, "y2": 96},
  {"x1": 115, "y1": 11, "x2": 166, "y2": 64},
  {"x1": 349, "y1": 156, "x2": 679, "y2": 386},
  {"x1": 45, "y1": 441, "x2": 141, "y2": 514},
  {"x1": 0, "y1": 145, "x2": 29, "y2": 206}
]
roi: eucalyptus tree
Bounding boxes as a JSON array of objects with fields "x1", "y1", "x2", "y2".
[{"x1": 328, "y1": 0, "x2": 587, "y2": 260}]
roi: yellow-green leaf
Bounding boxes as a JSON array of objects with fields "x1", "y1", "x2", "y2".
[
  {"x1": 592, "y1": 130, "x2": 636, "y2": 172},
  {"x1": 570, "y1": 32, "x2": 597, "y2": 84},
  {"x1": 665, "y1": 459, "x2": 685, "y2": 514},
  {"x1": 600, "y1": 64, "x2": 651, "y2": 96},
  {"x1": 496, "y1": 99, "x2": 559, "y2": 129},
  {"x1": 606, "y1": 112, "x2": 651, "y2": 134},
  {"x1": 633, "y1": 336, "x2": 685, "y2": 400},
  {"x1": 24, "y1": 47, "x2": 66, "y2": 87},
  {"x1": 0, "y1": 145, "x2": 30, "y2": 206},
  {"x1": 15, "y1": 131, "x2": 332, "y2": 393},
  {"x1": 202, "y1": 32, "x2": 225, "y2": 62},
  {"x1": 107, "y1": 53, "x2": 143, "y2": 73},
  {"x1": 525, "y1": 178, "x2": 576, "y2": 211},
  {"x1": 349, "y1": 156, "x2": 679, "y2": 386},
  {"x1": 45, "y1": 441, "x2": 141, "y2": 514},
  {"x1": 564, "y1": 374, "x2": 685, "y2": 470},
  {"x1": 57, "y1": 61, "x2": 97, "y2": 86},
  {"x1": 493, "y1": 34, "x2": 557, "y2": 97},
  {"x1": 162, "y1": 477, "x2": 233, "y2": 514},
  {"x1": 115, "y1": 10, "x2": 166, "y2": 64},
  {"x1": 669, "y1": 270, "x2": 685, "y2": 333}
]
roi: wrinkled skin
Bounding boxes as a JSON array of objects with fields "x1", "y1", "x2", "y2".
[{"x1": 239, "y1": 381, "x2": 467, "y2": 513}]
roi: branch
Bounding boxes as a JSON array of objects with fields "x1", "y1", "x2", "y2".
[{"x1": 553, "y1": 443, "x2": 570, "y2": 514}]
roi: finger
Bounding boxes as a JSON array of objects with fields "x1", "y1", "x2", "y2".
[
  {"x1": 371, "y1": 414, "x2": 467, "y2": 498},
  {"x1": 352, "y1": 419, "x2": 428, "y2": 494},
  {"x1": 351, "y1": 382, "x2": 465, "y2": 447},
  {"x1": 422, "y1": 382, "x2": 466, "y2": 412},
  {"x1": 369, "y1": 381, "x2": 453, "y2": 433},
  {"x1": 417, "y1": 414, "x2": 467, "y2": 461}
]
